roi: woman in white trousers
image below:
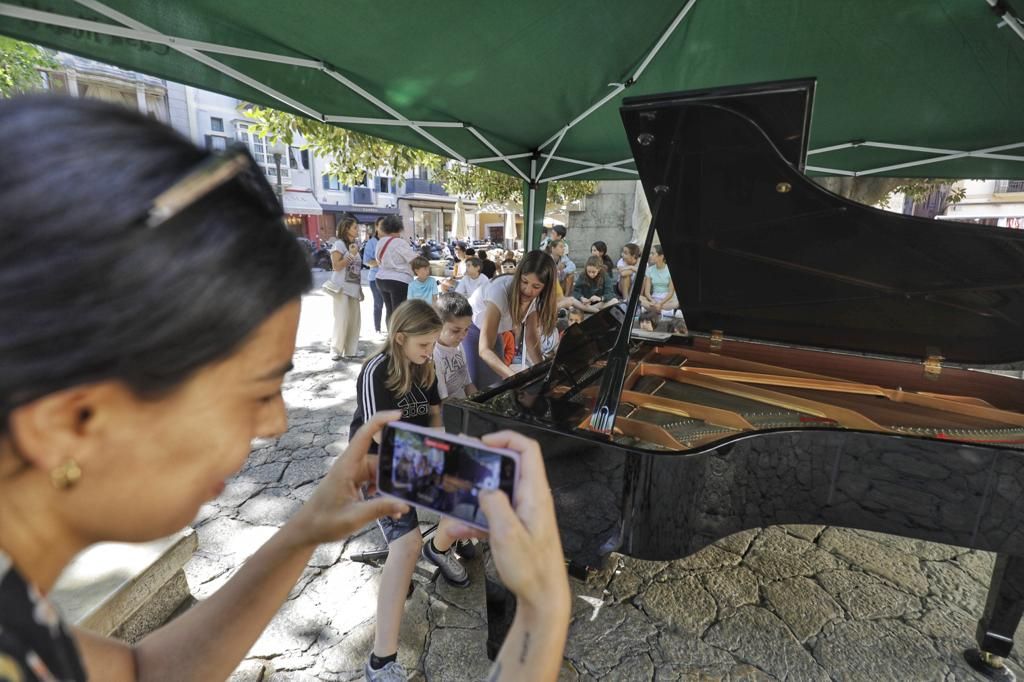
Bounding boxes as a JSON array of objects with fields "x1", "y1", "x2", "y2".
[{"x1": 330, "y1": 215, "x2": 364, "y2": 360}]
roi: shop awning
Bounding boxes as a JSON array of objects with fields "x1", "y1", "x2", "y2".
[
  {"x1": 281, "y1": 191, "x2": 322, "y2": 216},
  {"x1": 319, "y1": 205, "x2": 398, "y2": 224}
]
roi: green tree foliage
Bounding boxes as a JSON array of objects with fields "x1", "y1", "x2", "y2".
[
  {"x1": 433, "y1": 162, "x2": 596, "y2": 209},
  {"x1": 243, "y1": 105, "x2": 596, "y2": 207},
  {"x1": 814, "y1": 176, "x2": 966, "y2": 209},
  {"x1": 0, "y1": 38, "x2": 57, "y2": 98}
]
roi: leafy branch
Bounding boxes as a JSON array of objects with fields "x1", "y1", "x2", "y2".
[
  {"x1": 0, "y1": 38, "x2": 57, "y2": 98},
  {"x1": 242, "y1": 105, "x2": 596, "y2": 207}
]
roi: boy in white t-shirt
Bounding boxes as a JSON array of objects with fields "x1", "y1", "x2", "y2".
[
  {"x1": 433, "y1": 292, "x2": 478, "y2": 399},
  {"x1": 454, "y1": 256, "x2": 489, "y2": 299}
]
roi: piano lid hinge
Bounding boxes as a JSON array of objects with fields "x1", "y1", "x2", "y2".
[
  {"x1": 923, "y1": 353, "x2": 944, "y2": 380},
  {"x1": 709, "y1": 329, "x2": 724, "y2": 353}
]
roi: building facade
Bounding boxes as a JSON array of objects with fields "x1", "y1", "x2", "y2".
[{"x1": 938, "y1": 180, "x2": 1024, "y2": 228}]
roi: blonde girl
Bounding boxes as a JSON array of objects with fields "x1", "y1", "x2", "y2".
[{"x1": 348, "y1": 299, "x2": 470, "y2": 681}]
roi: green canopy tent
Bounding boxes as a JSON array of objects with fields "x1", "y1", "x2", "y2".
[{"x1": 2, "y1": 0, "x2": 1023, "y2": 246}]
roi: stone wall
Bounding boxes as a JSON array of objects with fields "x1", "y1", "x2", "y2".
[{"x1": 566, "y1": 180, "x2": 637, "y2": 266}]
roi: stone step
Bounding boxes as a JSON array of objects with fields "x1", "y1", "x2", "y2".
[{"x1": 51, "y1": 528, "x2": 198, "y2": 643}]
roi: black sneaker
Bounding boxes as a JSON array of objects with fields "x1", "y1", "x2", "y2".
[{"x1": 422, "y1": 541, "x2": 469, "y2": 588}]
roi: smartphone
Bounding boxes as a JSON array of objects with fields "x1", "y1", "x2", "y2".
[{"x1": 377, "y1": 421, "x2": 519, "y2": 530}]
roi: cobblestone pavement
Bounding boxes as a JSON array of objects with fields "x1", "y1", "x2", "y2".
[{"x1": 186, "y1": 280, "x2": 1024, "y2": 681}]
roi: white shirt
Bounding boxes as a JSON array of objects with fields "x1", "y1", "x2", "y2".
[
  {"x1": 455, "y1": 272, "x2": 489, "y2": 298},
  {"x1": 433, "y1": 342, "x2": 472, "y2": 399},
  {"x1": 329, "y1": 239, "x2": 362, "y2": 296},
  {"x1": 375, "y1": 235, "x2": 418, "y2": 284},
  {"x1": 470, "y1": 276, "x2": 536, "y2": 334},
  {"x1": 616, "y1": 257, "x2": 638, "y2": 292},
  {"x1": 615, "y1": 257, "x2": 627, "y2": 283}
]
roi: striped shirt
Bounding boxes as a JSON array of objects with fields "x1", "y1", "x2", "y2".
[{"x1": 349, "y1": 352, "x2": 441, "y2": 452}]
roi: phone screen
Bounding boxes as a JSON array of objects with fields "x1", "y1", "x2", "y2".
[{"x1": 378, "y1": 424, "x2": 517, "y2": 530}]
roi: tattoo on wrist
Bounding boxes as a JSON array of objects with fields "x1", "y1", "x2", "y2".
[{"x1": 519, "y1": 632, "x2": 530, "y2": 664}]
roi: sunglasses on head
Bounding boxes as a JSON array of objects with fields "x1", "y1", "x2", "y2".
[{"x1": 143, "y1": 143, "x2": 282, "y2": 229}]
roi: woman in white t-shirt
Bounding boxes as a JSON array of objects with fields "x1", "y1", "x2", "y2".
[
  {"x1": 328, "y1": 215, "x2": 363, "y2": 360},
  {"x1": 373, "y1": 215, "x2": 419, "y2": 327},
  {"x1": 462, "y1": 250, "x2": 559, "y2": 389}
]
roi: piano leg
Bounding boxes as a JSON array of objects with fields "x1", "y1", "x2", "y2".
[{"x1": 966, "y1": 553, "x2": 1024, "y2": 681}]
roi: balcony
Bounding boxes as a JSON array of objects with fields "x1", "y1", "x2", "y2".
[
  {"x1": 403, "y1": 177, "x2": 448, "y2": 196},
  {"x1": 996, "y1": 180, "x2": 1024, "y2": 193}
]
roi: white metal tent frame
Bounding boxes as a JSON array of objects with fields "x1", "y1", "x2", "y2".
[{"x1": 3, "y1": 0, "x2": 1024, "y2": 242}]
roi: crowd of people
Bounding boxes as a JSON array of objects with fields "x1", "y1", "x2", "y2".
[
  {"x1": 326, "y1": 214, "x2": 683, "y2": 376},
  {"x1": 0, "y1": 96, "x2": 569, "y2": 682}
]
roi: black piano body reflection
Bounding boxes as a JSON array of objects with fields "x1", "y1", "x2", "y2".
[{"x1": 443, "y1": 80, "x2": 1024, "y2": 675}]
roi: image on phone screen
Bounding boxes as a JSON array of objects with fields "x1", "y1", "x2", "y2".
[{"x1": 379, "y1": 424, "x2": 517, "y2": 530}]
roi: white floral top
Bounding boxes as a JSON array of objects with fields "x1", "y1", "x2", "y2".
[{"x1": 0, "y1": 550, "x2": 84, "y2": 681}]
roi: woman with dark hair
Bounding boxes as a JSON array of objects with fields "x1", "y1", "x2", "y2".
[
  {"x1": 0, "y1": 96, "x2": 570, "y2": 682},
  {"x1": 440, "y1": 241, "x2": 468, "y2": 293},
  {"x1": 0, "y1": 95, "x2": 408, "y2": 682},
  {"x1": 478, "y1": 249, "x2": 497, "y2": 279},
  {"x1": 617, "y1": 242, "x2": 641, "y2": 298},
  {"x1": 639, "y1": 244, "x2": 677, "y2": 330},
  {"x1": 573, "y1": 255, "x2": 618, "y2": 312},
  {"x1": 590, "y1": 241, "x2": 615, "y2": 275},
  {"x1": 373, "y1": 214, "x2": 419, "y2": 326},
  {"x1": 463, "y1": 250, "x2": 559, "y2": 389},
  {"x1": 328, "y1": 214, "x2": 363, "y2": 360},
  {"x1": 362, "y1": 216, "x2": 386, "y2": 336}
]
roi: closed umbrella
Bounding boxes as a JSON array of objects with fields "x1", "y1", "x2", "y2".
[
  {"x1": 504, "y1": 211, "x2": 517, "y2": 248},
  {"x1": 453, "y1": 197, "x2": 468, "y2": 241},
  {"x1": 631, "y1": 179, "x2": 652, "y2": 246}
]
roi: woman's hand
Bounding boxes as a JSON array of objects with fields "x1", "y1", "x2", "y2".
[
  {"x1": 287, "y1": 410, "x2": 409, "y2": 547},
  {"x1": 477, "y1": 431, "x2": 569, "y2": 613}
]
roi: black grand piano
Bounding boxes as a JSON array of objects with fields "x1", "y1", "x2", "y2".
[{"x1": 443, "y1": 79, "x2": 1024, "y2": 678}]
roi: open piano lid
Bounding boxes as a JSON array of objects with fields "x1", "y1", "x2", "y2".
[{"x1": 620, "y1": 79, "x2": 1024, "y2": 365}]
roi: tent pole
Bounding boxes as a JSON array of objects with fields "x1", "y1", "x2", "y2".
[
  {"x1": 522, "y1": 181, "x2": 549, "y2": 252},
  {"x1": 807, "y1": 140, "x2": 1024, "y2": 176},
  {"x1": 468, "y1": 152, "x2": 533, "y2": 164},
  {"x1": 468, "y1": 127, "x2": 531, "y2": 182},
  {"x1": 522, "y1": 156, "x2": 548, "y2": 251},
  {"x1": 0, "y1": 3, "x2": 318, "y2": 67},
  {"x1": 986, "y1": 0, "x2": 1024, "y2": 43},
  {"x1": 545, "y1": 155, "x2": 637, "y2": 172},
  {"x1": 536, "y1": 0, "x2": 699, "y2": 152},
  {"x1": 537, "y1": 127, "x2": 569, "y2": 181},
  {"x1": 69, "y1": 0, "x2": 467, "y2": 160}
]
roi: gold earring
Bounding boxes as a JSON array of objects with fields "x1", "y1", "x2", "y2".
[{"x1": 50, "y1": 459, "x2": 82, "y2": 490}]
